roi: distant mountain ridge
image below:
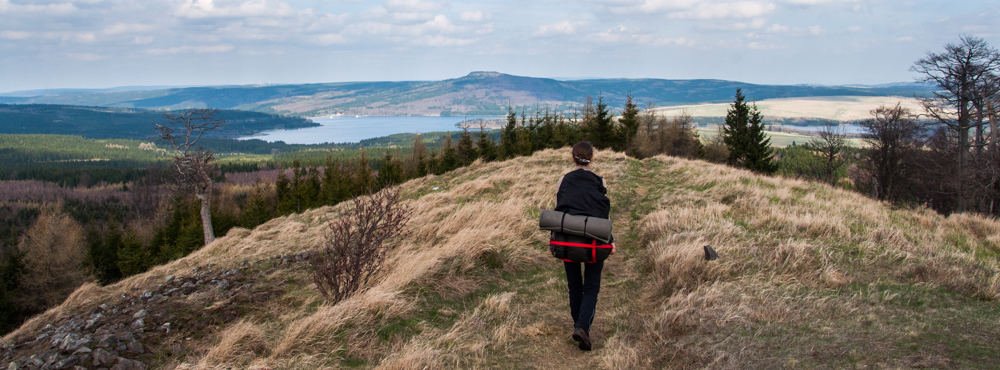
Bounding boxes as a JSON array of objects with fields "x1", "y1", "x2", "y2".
[{"x1": 0, "y1": 72, "x2": 935, "y2": 117}]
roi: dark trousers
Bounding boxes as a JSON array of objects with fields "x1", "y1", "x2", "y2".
[{"x1": 564, "y1": 260, "x2": 604, "y2": 333}]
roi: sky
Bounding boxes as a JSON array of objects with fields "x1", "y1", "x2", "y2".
[{"x1": 1, "y1": 0, "x2": 997, "y2": 93}]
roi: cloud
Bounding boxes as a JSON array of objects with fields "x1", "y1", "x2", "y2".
[
  {"x1": 67, "y1": 53, "x2": 104, "y2": 61},
  {"x1": 146, "y1": 44, "x2": 235, "y2": 54},
  {"x1": 534, "y1": 21, "x2": 589, "y2": 36},
  {"x1": 383, "y1": 0, "x2": 448, "y2": 13},
  {"x1": 104, "y1": 23, "x2": 155, "y2": 35},
  {"x1": 895, "y1": 36, "x2": 913, "y2": 42},
  {"x1": 0, "y1": 30, "x2": 31, "y2": 40},
  {"x1": 458, "y1": 11, "x2": 489, "y2": 22},
  {"x1": 599, "y1": 0, "x2": 776, "y2": 19},
  {"x1": 847, "y1": 25, "x2": 862, "y2": 32},
  {"x1": 133, "y1": 36, "x2": 155, "y2": 44},
  {"x1": 766, "y1": 23, "x2": 789, "y2": 33},
  {"x1": 808, "y1": 25, "x2": 823, "y2": 34}
]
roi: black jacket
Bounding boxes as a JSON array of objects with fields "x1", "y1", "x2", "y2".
[{"x1": 550, "y1": 169, "x2": 614, "y2": 263}]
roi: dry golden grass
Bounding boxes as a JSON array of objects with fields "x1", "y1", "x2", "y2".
[{"x1": 6, "y1": 148, "x2": 1000, "y2": 369}]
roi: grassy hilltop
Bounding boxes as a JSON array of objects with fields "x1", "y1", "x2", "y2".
[{"x1": 4, "y1": 149, "x2": 999, "y2": 369}]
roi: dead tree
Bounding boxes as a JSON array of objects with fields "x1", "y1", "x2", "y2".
[
  {"x1": 911, "y1": 35, "x2": 1000, "y2": 212},
  {"x1": 155, "y1": 108, "x2": 226, "y2": 245},
  {"x1": 809, "y1": 121, "x2": 848, "y2": 185}
]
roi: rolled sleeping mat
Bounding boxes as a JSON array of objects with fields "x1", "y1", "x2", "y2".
[
  {"x1": 539, "y1": 210, "x2": 564, "y2": 231},
  {"x1": 584, "y1": 217, "x2": 612, "y2": 243},
  {"x1": 538, "y1": 210, "x2": 613, "y2": 244}
]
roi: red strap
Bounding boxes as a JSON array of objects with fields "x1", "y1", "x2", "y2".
[
  {"x1": 549, "y1": 241, "x2": 614, "y2": 248},
  {"x1": 549, "y1": 240, "x2": 613, "y2": 263},
  {"x1": 592, "y1": 240, "x2": 597, "y2": 263}
]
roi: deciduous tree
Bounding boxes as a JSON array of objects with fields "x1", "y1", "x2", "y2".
[{"x1": 155, "y1": 108, "x2": 226, "y2": 244}]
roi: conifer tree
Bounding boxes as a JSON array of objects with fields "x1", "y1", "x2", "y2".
[
  {"x1": 378, "y1": 151, "x2": 404, "y2": 187},
  {"x1": 322, "y1": 155, "x2": 351, "y2": 205},
  {"x1": 476, "y1": 125, "x2": 498, "y2": 162},
  {"x1": 591, "y1": 96, "x2": 615, "y2": 149},
  {"x1": 439, "y1": 134, "x2": 458, "y2": 173},
  {"x1": 501, "y1": 106, "x2": 518, "y2": 159},
  {"x1": 618, "y1": 93, "x2": 640, "y2": 155},
  {"x1": 456, "y1": 127, "x2": 477, "y2": 166},
  {"x1": 408, "y1": 134, "x2": 429, "y2": 177},
  {"x1": 722, "y1": 89, "x2": 777, "y2": 174},
  {"x1": 275, "y1": 166, "x2": 292, "y2": 215},
  {"x1": 354, "y1": 148, "x2": 375, "y2": 194}
]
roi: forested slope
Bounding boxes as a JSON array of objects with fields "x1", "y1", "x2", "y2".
[{"x1": 2, "y1": 149, "x2": 997, "y2": 369}]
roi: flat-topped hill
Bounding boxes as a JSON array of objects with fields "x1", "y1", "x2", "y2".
[{"x1": 3, "y1": 149, "x2": 998, "y2": 369}]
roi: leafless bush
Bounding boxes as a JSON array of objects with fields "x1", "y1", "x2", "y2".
[{"x1": 310, "y1": 187, "x2": 411, "y2": 304}]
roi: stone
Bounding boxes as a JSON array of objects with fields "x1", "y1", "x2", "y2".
[
  {"x1": 132, "y1": 310, "x2": 148, "y2": 319},
  {"x1": 85, "y1": 317, "x2": 101, "y2": 330},
  {"x1": 96, "y1": 335, "x2": 118, "y2": 349},
  {"x1": 91, "y1": 349, "x2": 116, "y2": 367},
  {"x1": 34, "y1": 333, "x2": 48, "y2": 341},
  {"x1": 216, "y1": 280, "x2": 231, "y2": 290},
  {"x1": 130, "y1": 318, "x2": 144, "y2": 330},
  {"x1": 164, "y1": 275, "x2": 175, "y2": 284},
  {"x1": 72, "y1": 347, "x2": 92, "y2": 355},
  {"x1": 115, "y1": 344, "x2": 127, "y2": 352},
  {"x1": 7, "y1": 361, "x2": 17, "y2": 370},
  {"x1": 125, "y1": 339, "x2": 144, "y2": 354},
  {"x1": 110, "y1": 358, "x2": 147, "y2": 370},
  {"x1": 52, "y1": 356, "x2": 79, "y2": 370},
  {"x1": 159, "y1": 323, "x2": 171, "y2": 334}
]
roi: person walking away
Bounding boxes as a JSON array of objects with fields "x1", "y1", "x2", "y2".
[{"x1": 554, "y1": 141, "x2": 616, "y2": 351}]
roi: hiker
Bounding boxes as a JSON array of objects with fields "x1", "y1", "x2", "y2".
[{"x1": 554, "y1": 141, "x2": 615, "y2": 351}]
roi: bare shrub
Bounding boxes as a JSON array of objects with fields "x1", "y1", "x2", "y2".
[
  {"x1": 310, "y1": 187, "x2": 411, "y2": 304},
  {"x1": 14, "y1": 208, "x2": 92, "y2": 314}
]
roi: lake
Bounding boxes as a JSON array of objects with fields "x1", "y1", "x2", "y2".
[{"x1": 241, "y1": 116, "x2": 503, "y2": 144}]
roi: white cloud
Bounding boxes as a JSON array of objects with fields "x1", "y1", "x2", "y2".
[
  {"x1": 133, "y1": 36, "x2": 155, "y2": 44},
  {"x1": 847, "y1": 25, "x2": 862, "y2": 32},
  {"x1": 0, "y1": 30, "x2": 31, "y2": 39},
  {"x1": 383, "y1": 0, "x2": 448, "y2": 13},
  {"x1": 767, "y1": 23, "x2": 789, "y2": 33},
  {"x1": 67, "y1": 53, "x2": 104, "y2": 61},
  {"x1": 104, "y1": 23, "x2": 155, "y2": 35},
  {"x1": 534, "y1": 21, "x2": 589, "y2": 36},
  {"x1": 895, "y1": 36, "x2": 913, "y2": 42},
  {"x1": 458, "y1": 11, "x2": 489, "y2": 22},
  {"x1": 146, "y1": 44, "x2": 235, "y2": 54}
]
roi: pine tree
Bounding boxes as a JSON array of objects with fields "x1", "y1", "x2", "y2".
[
  {"x1": 618, "y1": 93, "x2": 640, "y2": 155},
  {"x1": 722, "y1": 89, "x2": 777, "y2": 174},
  {"x1": 476, "y1": 126, "x2": 497, "y2": 162},
  {"x1": 501, "y1": 106, "x2": 518, "y2": 159},
  {"x1": 456, "y1": 127, "x2": 477, "y2": 166},
  {"x1": 378, "y1": 151, "x2": 404, "y2": 187},
  {"x1": 439, "y1": 134, "x2": 458, "y2": 173},
  {"x1": 591, "y1": 96, "x2": 615, "y2": 149},
  {"x1": 275, "y1": 166, "x2": 292, "y2": 215},
  {"x1": 408, "y1": 134, "x2": 429, "y2": 177},
  {"x1": 354, "y1": 148, "x2": 375, "y2": 194}
]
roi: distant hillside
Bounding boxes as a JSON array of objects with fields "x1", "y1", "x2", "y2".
[
  {"x1": 3, "y1": 149, "x2": 997, "y2": 369},
  {"x1": 0, "y1": 104, "x2": 317, "y2": 140},
  {"x1": 0, "y1": 72, "x2": 935, "y2": 117}
]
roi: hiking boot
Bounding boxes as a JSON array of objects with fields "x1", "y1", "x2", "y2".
[{"x1": 573, "y1": 327, "x2": 592, "y2": 351}]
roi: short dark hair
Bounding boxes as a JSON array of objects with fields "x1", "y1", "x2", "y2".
[{"x1": 572, "y1": 141, "x2": 593, "y2": 165}]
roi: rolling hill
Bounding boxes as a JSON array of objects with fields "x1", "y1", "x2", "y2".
[
  {"x1": 0, "y1": 72, "x2": 935, "y2": 117},
  {"x1": 2, "y1": 149, "x2": 997, "y2": 369}
]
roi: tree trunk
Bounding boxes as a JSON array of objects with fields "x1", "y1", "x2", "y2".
[{"x1": 197, "y1": 189, "x2": 215, "y2": 245}]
